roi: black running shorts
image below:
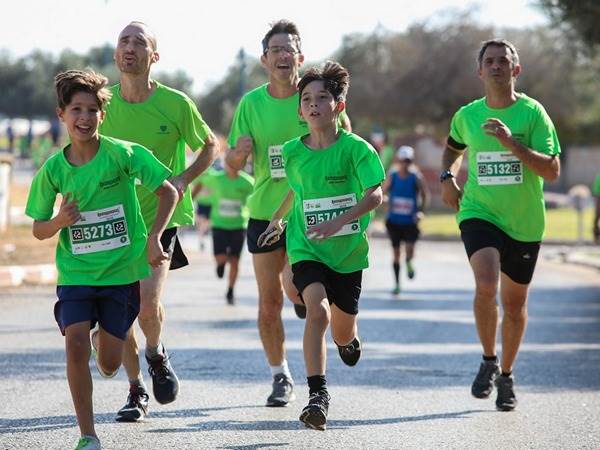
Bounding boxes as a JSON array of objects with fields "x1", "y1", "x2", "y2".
[
  {"x1": 459, "y1": 218, "x2": 541, "y2": 284},
  {"x1": 385, "y1": 221, "x2": 420, "y2": 247},
  {"x1": 291, "y1": 260, "x2": 362, "y2": 315},
  {"x1": 160, "y1": 227, "x2": 189, "y2": 270},
  {"x1": 246, "y1": 218, "x2": 286, "y2": 254},
  {"x1": 212, "y1": 227, "x2": 246, "y2": 257}
]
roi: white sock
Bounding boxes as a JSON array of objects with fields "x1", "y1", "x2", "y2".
[
  {"x1": 145, "y1": 342, "x2": 163, "y2": 359},
  {"x1": 270, "y1": 359, "x2": 293, "y2": 381}
]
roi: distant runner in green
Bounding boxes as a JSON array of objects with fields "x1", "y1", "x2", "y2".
[
  {"x1": 225, "y1": 19, "x2": 351, "y2": 408},
  {"x1": 258, "y1": 61, "x2": 384, "y2": 430},
  {"x1": 441, "y1": 39, "x2": 560, "y2": 411},
  {"x1": 99, "y1": 21, "x2": 218, "y2": 422},
  {"x1": 593, "y1": 172, "x2": 600, "y2": 244}
]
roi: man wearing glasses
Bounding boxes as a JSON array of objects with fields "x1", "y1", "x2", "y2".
[{"x1": 226, "y1": 19, "x2": 351, "y2": 407}]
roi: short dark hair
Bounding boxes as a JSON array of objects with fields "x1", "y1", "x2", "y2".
[
  {"x1": 298, "y1": 61, "x2": 350, "y2": 102},
  {"x1": 54, "y1": 69, "x2": 111, "y2": 110},
  {"x1": 261, "y1": 19, "x2": 301, "y2": 54},
  {"x1": 477, "y1": 39, "x2": 520, "y2": 67}
]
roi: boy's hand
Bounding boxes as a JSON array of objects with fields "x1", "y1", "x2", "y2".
[
  {"x1": 168, "y1": 175, "x2": 186, "y2": 202},
  {"x1": 235, "y1": 136, "x2": 253, "y2": 157},
  {"x1": 55, "y1": 193, "x2": 81, "y2": 228},
  {"x1": 307, "y1": 217, "x2": 343, "y2": 241},
  {"x1": 257, "y1": 220, "x2": 286, "y2": 248},
  {"x1": 147, "y1": 234, "x2": 169, "y2": 268}
]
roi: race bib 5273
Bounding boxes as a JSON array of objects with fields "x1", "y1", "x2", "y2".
[{"x1": 69, "y1": 204, "x2": 130, "y2": 255}]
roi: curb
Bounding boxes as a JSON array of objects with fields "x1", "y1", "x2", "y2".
[{"x1": 0, "y1": 264, "x2": 56, "y2": 288}]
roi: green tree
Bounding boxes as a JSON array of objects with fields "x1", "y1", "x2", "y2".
[{"x1": 537, "y1": 0, "x2": 600, "y2": 48}]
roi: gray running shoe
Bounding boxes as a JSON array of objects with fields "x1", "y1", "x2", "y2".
[
  {"x1": 495, "y1": 373, "x2": 517, "y2": 411},
  {"x1": 116, "y1": 385, "x2": 149, "y2": 422},
  {"x1": 300, "y1": 390, "x2": 330, "y2": 431},
  {"x1": 471, "y1": 360, "x2": 500, "y2": 398},
  {"x1": 266, "y1": 373, "x2": 295, "y2": 407}
]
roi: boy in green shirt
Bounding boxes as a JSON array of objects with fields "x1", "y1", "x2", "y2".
[
  {"x1": 193, "y1": 162, "x2": 254, "y2": 304},
  {"x1": 26, "y1": 70, "x2": 177, "y2": 450},
  {"x1": 441, "y1": 39, "x2": 560, "y2": 411},
  {"x1": 258, "y1": 62, "x2": 385, "y2": 430}
]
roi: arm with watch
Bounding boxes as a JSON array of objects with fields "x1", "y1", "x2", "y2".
[{"x1": 440, "y1": 144, "x2": 465, "y2": 212}]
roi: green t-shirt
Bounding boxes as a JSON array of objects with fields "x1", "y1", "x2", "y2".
[
  {"x1": 25, "y1": 136, "x2": 171, "y2": 286},
  {"x1": 283, "y1": 130, "x2": 385, "y2": 273},
  {"x1": 227, "y1": 83, "x2": 347, "y2": 220},
  {"x1": 449, "y1": 94, "x2": 560, "y2": 242},
  {"x1": 593, "y1": 173, "x2": 600, "y2": 196},
  {"x1": 99, "y1": 81, "x2": 212, "y2": 229},
  {"x1": 202, "y1": 170, "x2": 254, "y2": 230}
]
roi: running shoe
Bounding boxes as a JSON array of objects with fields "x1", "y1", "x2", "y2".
[
  {"x1": 299, "y1": 390, "x2": 330, "y2": 431},
  {"x1": 294, "y1": 304, "x2": 307, "y2": 319},
  {"x1": 226, "y1": 287, "x2": 235, "y2": 305},
  {"x1": 266, "y1": 373, "x2": 295, "y2": 407},
  {"x1": 90, "y1": 330, "x2": 118, "y2": 379},
  {"x1": 406, "y1": 261, "x2": 415, "y2": 279},
  {"x1": 337, "y1": 337, "x2": 361, "y2": 366},
  {"x1": 116, "y1": 385, "x2": 150, "y2": 422},
  {"x1": 471, "y1": 359, "x2": 500, "y2": 399},
  {"x1": 392, "y1": 285, "x2": 401, "y2": 295},
  {"x1": 74, "y1": 435, "x2": 101, "y2": 450},
  {"x1": 495, "y1": 373, "x2": 517, "y2": 411},
  {"x1": 216, "y1": 264, "x2": 225, "y2": 279},
  {"x1": 146, "y1": 347, "x2": 180, "y2": 404}
]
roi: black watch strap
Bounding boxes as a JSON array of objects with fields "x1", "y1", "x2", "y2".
[{"x1": 440, "y1": 170, "x2": 455, "y2": 183}]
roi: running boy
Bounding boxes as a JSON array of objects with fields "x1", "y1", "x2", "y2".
[
  {"x1": 258, "y1": 62, "x2": 385, "y2": 430},
  {"x1": 193, "y1": 162, "x2": 254, "y2": 304},
  {"x1": 382, "y1": 146, "x2": 428, "y2": 295},
  {"x1": 25, "y1": 70, "x2": 178, "y2": 450}
]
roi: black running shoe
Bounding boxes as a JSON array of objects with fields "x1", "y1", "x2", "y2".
[
  {"x1": 471, "y1": 360, "x2": 500, "y2": 399},
  {"x1": 116, "y1": 385, "x2": 149, "y2": 422},
  {"x1": 337, "y1": 337, "x2": 361, "y2": 367},
  {"x1": 300, "y1": 390, "x2": 330, "y2": 431},
  {"x1": 226, "y1": 287, "x2": 234, "y2": 305},
  {"x1": 216, "y1": 264, "x2": 225, "y2": 279},
  {"x1": 146, "y1": 348, "x2": 180, "y2": 405},
  {"x1": 495, "y1": 374, "x2": 517, "y2": 411},
  {"x1": 266, "y1": 373, "x2": 295, "y2": 407},
  {"x1": 294, "y1": 304, "x2": 307, "y2": 319}
]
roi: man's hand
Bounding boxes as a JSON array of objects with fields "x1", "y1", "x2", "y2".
[
  {"x1": 482, "y1": 118, "x2": 513, "y2": 148},
  {"x1": 55, "y1": 193, "x2": 81, "y2": 228},
  {"x1": 147, "y1": 234, "x2": 169, "y2": 268},
  {"x1": 441, "y1": 178, "x2": 462, "y2": 211},
  {"x1": 257, "y1": 219, "x2": 286, "y2": 248},
  {"x1": 235, "y1": 135, "x2": 253, "y2": 157}
]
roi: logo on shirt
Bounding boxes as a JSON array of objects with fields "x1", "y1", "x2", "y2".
[
  {"x1": 326, "y1": 175, "x2": 348, "y2": 184},
  {"x1": 157, "y1": 125, "x2": 170, "y2": 135},
  {"x1": 99, "y1": 176, "x2": 120, "y2": 189}
]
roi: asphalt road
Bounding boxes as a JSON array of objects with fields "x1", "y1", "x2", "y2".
[{"x1": 1, "y1": 235, "x2": 599, "y2": 450}]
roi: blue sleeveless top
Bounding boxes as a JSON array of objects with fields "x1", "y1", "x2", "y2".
[{"x1": 387, "y1": 171, "x2": 418, "y2": 225}]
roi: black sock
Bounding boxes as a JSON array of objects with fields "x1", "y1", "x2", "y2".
[
  {"x1": 393, "y1": 262, "x2": 400, "y2": 284},
  {"x1": 216, "y1": 264, "x2": 225, "y2": 278},
  {"x1": 307, "y1": 375, "x2": 327, "y2": 395},
  {"x1": 501, "y1": 371, "x2": 512, "y2": 377},
  {"x1": 483, "y1": 354, "x2": 498, "y2": 362}
]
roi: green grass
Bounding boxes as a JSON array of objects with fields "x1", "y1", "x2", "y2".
[{"x1": 417, "y1": 208, "x2": 595, "y2": 242}]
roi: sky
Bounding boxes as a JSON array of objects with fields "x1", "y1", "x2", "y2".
[{"x1": 1, "y1": 0, "x2": 548, "y2": 94}]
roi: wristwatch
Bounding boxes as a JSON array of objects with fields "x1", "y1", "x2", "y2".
[{"x1": 439, "y1": 170, "x2": 455, "y2": 183}]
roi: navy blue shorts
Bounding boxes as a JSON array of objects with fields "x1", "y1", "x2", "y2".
[{"x1": 54, "y1": 282, "x2": 141, "y2": 340}]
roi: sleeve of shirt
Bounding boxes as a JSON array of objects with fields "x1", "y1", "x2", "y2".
[
  {"x1": 179, "y1": 96, "x2": 212, "y2": 152},
  {"x1": 530, "y1": 103, "x2": 561, "y2": 157},
  {"x1": 227, "y1": 96, "x2": 251, "y2": 150},
  {"x1": 448, "y1": 109, "x2": 467, "y2": 150},
  {"x1": 25, "y1": 164, "x2": 58, "y2": 221},
  {"x1": 129, "y1": 143, "x2": 172, "y2": 192},
  {"x1": 354, "y1": 142, "x2": 386, "y2": 191}
]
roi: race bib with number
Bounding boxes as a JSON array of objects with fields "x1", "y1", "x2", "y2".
[
  {"x1": 303, "y1": 193, "x2": 360, "y2": 237},
  {"x1": 268, "y1": 145, "x2": 286, "y2": 179},
  {"x1": 391, "y1": 197, "x2": 414, "y2": 215},
  {"x1": 218, "y1": 198, "x2": 242, "y2": 218},
  {"x1": 69, "y1": 204, "x2": 130, "y2": 255},
  {"x1": 477, "y1": 152, "x2": 523, "y2": 185}
]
